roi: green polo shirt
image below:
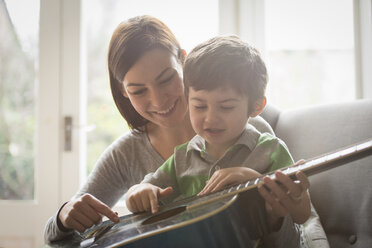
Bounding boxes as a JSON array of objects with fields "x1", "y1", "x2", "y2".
[{"x1": 142, "y1": 124, "x2": 294, "y2": 202}]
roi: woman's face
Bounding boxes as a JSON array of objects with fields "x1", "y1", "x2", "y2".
[{"x1": 122, "y1": 48, "x2": 188, "y2": 128}]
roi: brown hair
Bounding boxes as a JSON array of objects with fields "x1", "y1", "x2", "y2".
[
  {"x1": 108, "y1": 15, "x2": 185, "y2": 132},
  {"x1": 183, "y1": 35, "x2": 268, "y2": 114}
]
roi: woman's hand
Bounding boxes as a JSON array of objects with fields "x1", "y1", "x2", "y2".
[
  {"x1": 258, "y1": 164, "x2": 311, "y2": 228},
  {"x1": 125, "y1": 183, "x2": 173, "y2": 214},
  {"x1": 198, "y1": 167, "x2": 262, "y2": 196},
  {"x1": 58, "y1": 193, "x2": 120, "y2": 233}
]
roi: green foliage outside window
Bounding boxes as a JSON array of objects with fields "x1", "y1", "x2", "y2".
[{"x1": 0, "y1": 3, "x2": 35, "y2": 199}]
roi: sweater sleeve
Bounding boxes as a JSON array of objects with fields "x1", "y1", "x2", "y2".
[
  {"x1": 262, "y1": 215, "x2": 301, "y2": 248},
  {"x1": 43, "y1": 142, "x2": 128, "y2": 243},
  {"x1": 301, "y1": 203, "x2": 330, "y2": 248},
  {"x1": 43, "y1": 202, "x2": 74, "y2": 243},
  {"x1": 44, "y1": 131, "x2": 164, "y2": 243}
]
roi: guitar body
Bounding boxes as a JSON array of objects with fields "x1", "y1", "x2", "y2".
[
  {"x1": 49, "y1": 188, "x2": 268, "y2": 248},
  {"x1": 120, "y1": 188, "x2": 267, "y2": 248}
]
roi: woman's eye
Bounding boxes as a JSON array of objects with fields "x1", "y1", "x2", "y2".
[
  {"x1": 159, "y1": 73, "x2": 175, "y2": 84},
  {"x1": 131, "y1": 89, "x2": 147, "y2": 95}
]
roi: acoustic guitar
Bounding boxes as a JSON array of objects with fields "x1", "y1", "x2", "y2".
[{"x1": 49, "y1": 138, "x2": 372, "y2": 248}]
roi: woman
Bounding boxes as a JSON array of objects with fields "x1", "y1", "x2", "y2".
[{"x1": 44, "y1": 15, "x2": 321, "y2": 247}]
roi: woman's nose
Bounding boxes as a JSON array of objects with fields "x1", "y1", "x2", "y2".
[{"x1": 149, "y1": 89, "x2": 166, "y2": 107}]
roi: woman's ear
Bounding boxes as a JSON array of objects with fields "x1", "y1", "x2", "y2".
[
  {"x1": 250, "y1": 97, "x2": 267, "y2": 117},
  {"x1": 182, "y1": 49, "x2": 187, "y2": 57},
  {"x1": 179, "y1": 49, "x2": 187, "y2": 63}
]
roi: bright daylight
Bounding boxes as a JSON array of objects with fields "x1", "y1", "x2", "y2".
[{"x1": 1, "y1": 0, "x2": 371, "y2": 247}]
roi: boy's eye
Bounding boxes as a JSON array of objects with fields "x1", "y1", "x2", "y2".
[
  {"x1": 220, "y1": 106, "x2": 235, "y2": 110},
  {"x1": 193, "y1": 105, "x2": 207, "y2": 110}
]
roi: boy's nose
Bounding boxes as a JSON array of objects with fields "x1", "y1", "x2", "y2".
[{"x1": 204, "y1": 109, "x2": 219, "y2": 123}]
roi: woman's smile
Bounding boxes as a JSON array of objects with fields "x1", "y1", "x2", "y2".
[{"x1": 150, "y1": 98, "x2": 179, "y2": 117}]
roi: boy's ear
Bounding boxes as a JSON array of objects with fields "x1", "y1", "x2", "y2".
[{"x1": 250, "y1": 97, "x2": 267, "y2": 117}]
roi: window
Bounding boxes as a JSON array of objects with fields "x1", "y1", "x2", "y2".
[
  {"x1": 0, "y1": 0, "x2": 39, "y2": 200},
  {"x1": 264, "y1": 0, "x2": 355, "y2": 109}
]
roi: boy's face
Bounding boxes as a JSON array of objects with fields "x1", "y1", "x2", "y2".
[{"x1": 188, "y1": 86, "x2": 250, "y2": 156}]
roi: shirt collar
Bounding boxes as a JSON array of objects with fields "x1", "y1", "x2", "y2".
[
  {"x1": 186, "y1": 134, "x2": 206, "y2": 153},
  {"x1": 233, "y1": 124, "x2": 260, "y2": 151}
]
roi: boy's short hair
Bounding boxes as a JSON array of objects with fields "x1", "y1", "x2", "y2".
[{"x1": 183, "y1": 35, "x2": 268, "y2": 114}]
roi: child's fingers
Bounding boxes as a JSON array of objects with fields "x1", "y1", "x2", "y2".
[
  {"x1": 134, "y1": 196, "x2": 145, "y2": 212},
  {"x1": 159, "y1": 187, "x2": 173, "y2": 198},
  {"x1": 198, "y1": 178, "x2": 212, "y2": 195},
  {"x1": 197, "y1": 186, "x2": 207, "y2": 196},
  {"x1": 202, "y1": 182, "x2": 217, "y2": 195},
  {"x1": 207, "y1": 176, "x2": 233, "y2": 193},
  {"x1": 210, "y1": 179, "x2": 226, "y2": 192},
  {"x1": 198, "y1": 186, "x2": 207, "y2": 196},
  {"x1": 128, "y1": 196, "x2": 140, "y2": 213},
  {"x1": 204, "y1": 179, "x2": 218, "y2": 194},
  {"x1": 140, "y1": 194, "x2": 151, "y2": 212},
  {"x1": 148, "y1": 192, "x2": 159, "y2": 214},
  {"x1": 198, "y1": 176, "x2": 218, "y2": 195},
  {"x1": 147, "y1": 187, "x2": 173, "y2": 214}
]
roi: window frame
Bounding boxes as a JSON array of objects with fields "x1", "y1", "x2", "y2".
[{"x1": 219, "y1": 0, "x2": 372, "y2": 100}]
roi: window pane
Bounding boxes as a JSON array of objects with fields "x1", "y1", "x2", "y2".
[
  {"x1": 83, "y1": 0, "x2": 218, "y2": 176},
  {"x1": 264, "y1": 0, "x2": 355, "y2": 109},
  {"x1": 0, "y1": 0, "x2": 39, "y2": 200}
]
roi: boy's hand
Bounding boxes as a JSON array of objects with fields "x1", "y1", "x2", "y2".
[
  {"x1": 198, "y1": 167, "x2": 261, "y2": 196},
  {"x1": 126, "y1": 183, "x2": 173, "y2": 214},
  {"x1": 258, "y1": 162, "x2": 311, "y2": 227}
]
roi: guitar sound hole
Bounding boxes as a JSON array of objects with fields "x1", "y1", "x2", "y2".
[{"x1": 142, "y1": 206, "x2": 186, "y2": 225}]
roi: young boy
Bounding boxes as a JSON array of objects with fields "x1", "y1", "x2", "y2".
[{"x1": 126, "y1": 35, "x2": 311, "y2": 247}]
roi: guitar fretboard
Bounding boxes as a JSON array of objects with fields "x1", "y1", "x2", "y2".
[{"x1": 216, "y1": 139, "x2": 372, "y2": 198}]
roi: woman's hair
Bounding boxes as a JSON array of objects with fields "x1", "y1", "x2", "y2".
[
  {"x1": 183, "y1": 35, "x2": 268, "y2": 114},
  {"x1": 108, "y1": 15, "x2": 185, "y2": 132}
]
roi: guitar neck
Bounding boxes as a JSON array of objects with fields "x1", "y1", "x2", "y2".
[
  {"x1": 216, "y1": 138, "x2": 372, "y2": 198},
  {"x1": 281, "y1": 138, "x2": 372, "y2": 178}
]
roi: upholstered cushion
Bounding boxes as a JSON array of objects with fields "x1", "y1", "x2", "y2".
[{"x1": 261, "y1": 99, "x2": 372, "y2": 248}]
